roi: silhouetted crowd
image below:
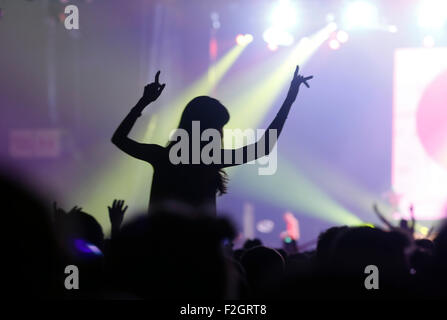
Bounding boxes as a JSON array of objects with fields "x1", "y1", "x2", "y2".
[{"x1": 5, "y1": 172, "x2": 447, "y2": 300}]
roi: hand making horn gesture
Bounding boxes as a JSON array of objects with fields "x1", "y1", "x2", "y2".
[
  {"x1": 141, "y1": 70, "x2": 166, "y2": 105},
  {"x1": 286, "y1": 65, "x2": 313, "y2": 102}
]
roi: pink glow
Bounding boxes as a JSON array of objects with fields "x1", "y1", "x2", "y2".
[
  {"x1": 393, "y1": 48, "x2": 447, "y2": 220},
  {"x1": 417, "y1": 70, "x2": 447, "y2": 167},
  {"x1": 283, "y1": 212, "x2": 300, "y2": 240}
]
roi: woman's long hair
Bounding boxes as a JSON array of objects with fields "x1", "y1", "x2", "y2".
[{"x1": 168, "y1": 96, "x2": 230, "y2": 195}]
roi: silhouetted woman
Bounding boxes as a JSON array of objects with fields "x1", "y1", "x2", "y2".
[{"x1": 112, "y1": 66, "x2": 312, "y2": 215}]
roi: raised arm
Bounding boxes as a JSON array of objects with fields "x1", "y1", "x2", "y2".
[
  {"x1": 112, "y1": 71, "x2": 166, "y2": 163},
  {"x1": 221, "y1": 65, "x2": 312, "y2": 167},
  {"x1": 409, "y1": 204, "x2": 416, "y2": 234},
  {"x1": 373, "y1": 204, "x2": 394, "y2": 230}
]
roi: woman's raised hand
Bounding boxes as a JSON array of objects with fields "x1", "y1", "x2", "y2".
[
  {"x1": 141, "y1": 71, "x2": 166, "y2": 105},
  {"x1": 286, "y1": 65, "x2": 313, "y2": 102}
]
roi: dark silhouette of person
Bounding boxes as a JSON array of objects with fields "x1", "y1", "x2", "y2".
[
  {"x1": 240, "y1": 246, "x2": 285, "y2": 298},
  {"x1": 112, "y1": 67, "x2": 312, "y2": 214},
  {"x1": 107, "y1": 207, "x2": 237, "y2": 299}
]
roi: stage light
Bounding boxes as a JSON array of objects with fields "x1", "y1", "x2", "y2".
[
  {"x1": 236, "y1": 33, "x2": 254, "y2": 46},
  {"x1": 336, "y1": 30, "x2": 349, "y2": 43},
  {"x1": 300, "y1": 37, "x2": 310, "y2": 45},
  {"x1": 257, "y1": 219, "x2": 275, "y2": 233},
  {"x1": 387, "y1": 25, "x2": 398, "y2": 33},
  {"x1": 327, "y1": 22, "x2": 338, "y2": 32},
  {"x1": 236, "y1": 34, "x2": 245, "y2": 46},
  {"x1": 244, "y1": 33, "x2": 254, "y2": 44},
  {"x1": 225, "y1": 23, "x2": 338, "y2": 133},
  {"x1": 270, "y1": 0, "x2": 298, "y2": 30},
  {"x1": 267, "y1": 43, "x2": 278, "y2": 51},
  {"x1": 329, "y1": 39, "x2": 340, "y2": 50},
  {"x1": 418, "y1": 0, "x2": 447, "y2": 29},
  {"x1": 263, "y1": 27, "x2": 294, "y2": 47},
  {"x1": 326, "y1": 13, "x2": 335, "y2": 23},
  {"x1": 228, "y1": 156, "x2": 363, "y2": 226},
  {"x1": 211, "y1": 12, "x2": 220, "y2": 30},
  {"x1": 343, "y1": 1, "x2": 378, "y2": 29},
  {"x1": 264, "y1": 0, "x2": 298, "y2": 49},
  {"x1": 423, "y1": 35, "x2": 435, "y2": 47}
]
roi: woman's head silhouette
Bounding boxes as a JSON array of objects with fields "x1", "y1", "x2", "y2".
[
  {"x1": 168, "y1": 96, "x2": 230, "y2": 195},
  {"x1": 178, "y1": 96, "x2": 230, "y2": 135}
]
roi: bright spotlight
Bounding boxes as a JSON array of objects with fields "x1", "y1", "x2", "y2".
[
  {"x1": 336, "y1": 30, "x2": 349, "y2": 43},
  {"x1": 235, "y1": 34, "x2": 245, "y2": 46},
  {"x1": 267, "y1": 43, "x2": 278, "y2": 51},
  {"x1": 343, "y1": 1, "x2": 378, "y2": 29},
  {"x1": 244, "y1": 33, "x2": 254, "y2": 44},
  {"x1": 329, "y1": 39, "x2": 341, "y2": 50},
  {"x1": 263, "y1": 27, "x2": 294, "y2": 47},
  {"x1": 326, "y1": 13, "x2": 335, "y2": 23},
  {"x1": 388, "y1": 25, "x2": 398, "y2": 33},
  {"x1": 327, "y1": 22, "x2": 338, "y2": 32},
  {"x1": 256, "y1": 219, "x2": 275, "y2": 233},
  {"x1": 418, "y1": 0, "x2": 447, "y2": 29},
  {"x1": 299, "y1": 36, "x2": 311, "y2": 47},
  {"x1": 423, "y1": 35, "x2": 435, "y2": 48},
  {"x1": 270, "y1": 0, "x2": 298, "y2": 30},
  {"x1": 236, "y1": 33, "x2": 253, "y2": 46}
]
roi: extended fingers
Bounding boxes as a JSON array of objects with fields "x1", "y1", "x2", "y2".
[
  {"x1": 155, "y1": 71, "x2": 161, "y2": 84},
  {"x1": 298, "y1": 75, "x2": 313, "y2": 88},
  {"x1": 294, "y1": 65, "x2": 299, "y2": 78}
]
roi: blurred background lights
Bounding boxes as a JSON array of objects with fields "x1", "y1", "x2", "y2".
[
  {"x1": 244, "y1": 33, "x2": 254, "y2": 44},
  {"x1": 256, "y1": 219, "x2": 275, "y2": 233},
  {"x1": 327, "y1": 22, "x2": 338, "y2": 32},
  {"x1": 236, "y1": 33, "x2": 254, "y2": 46},
  {"x1": 326, "y1": 12, "x2": 335, "y2": 23},
  {"x1": 423, "y1": 35, "x2": 435, "y2": 47},
  {"x1": 329, "y1": 39, "x2": 341, "y2": 50},
  {"x1": 388, "y1": 25, "x2": 398, "y2": 33},
  {"x1": 299, "y1": 36, "x2": 311, "y2": 47},
  {"x1": 418, "y1": 0, "x2": 447, "y2": 29},
  {"x1": 235, "y1": 34, "x2": 245, "y2": 45},
  {"x1": 343, "y1": 1, "x2": 379, "y2": 29},
  {"x1": 270, "y1": 0, "x2": 298, "y2": 30},
  {"x1": 263, "y1": 27, "x2": 294, "y2": 47},
  {"x1": 267, "y1": 42, "x2": 278, "y2": 51},
  {"x1": 211, "y1": 11, "x2": 221, "y2": 29},
  {"x1": 263, "y1": 0, "x2": 299, "y2": 49},
  {"x1": 336, "y1": 30, "x2": 349, "y2": 43}
]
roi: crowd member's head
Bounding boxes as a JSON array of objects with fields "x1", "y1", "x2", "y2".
[
  {"x1": 432, "y1": 221, "x2": 447, "y2": 293},
  {"x1": 243, "y1": 238, "x2": 262, "y2": 250},
  {"x1": 109, "y1": 204, "x2": 237, "y2": 299},
  {"x1": 2, "y1": 171, "x2": 60, "y2": 298},
  {"x1": 316, "y1": 225, "x2": 348, "y2": 268},
  {"x1": 240, "y1": 246, "x2": 285, "y2": 298},
  {"x1": 329, "y1": 226, "x2": 411, "y2": 297}
]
